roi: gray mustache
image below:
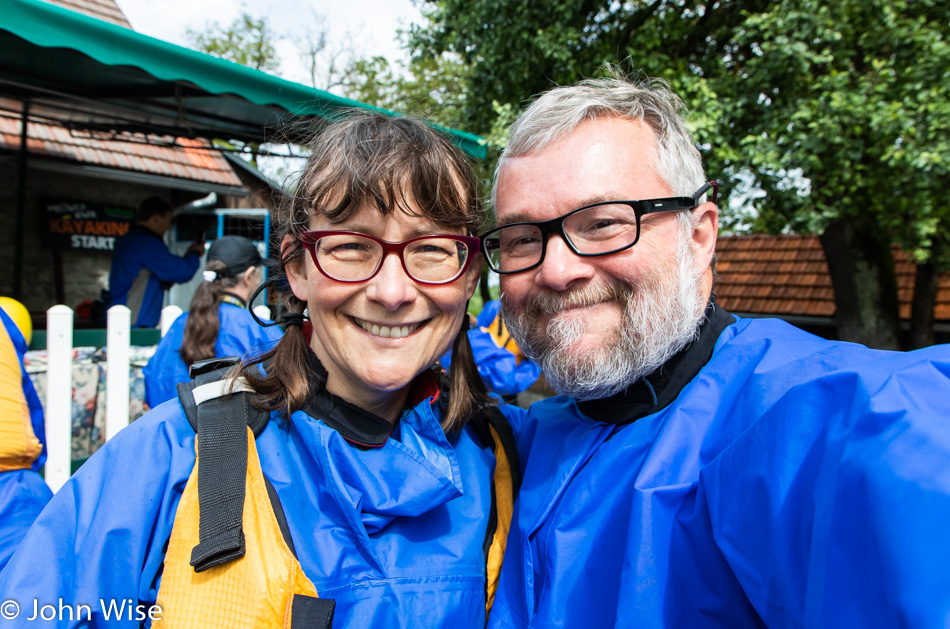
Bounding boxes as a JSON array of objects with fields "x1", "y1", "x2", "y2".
[{"x1": 521, "y1": 282, "x2": 632, "y2": 318}]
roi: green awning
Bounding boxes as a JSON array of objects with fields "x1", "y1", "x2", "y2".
[{"x1": 0, "y1": 0, "x2": 486, "y2": 158}]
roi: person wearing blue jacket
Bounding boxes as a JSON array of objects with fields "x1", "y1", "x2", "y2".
[
  {"x1": 0, "y1": 113, "x2": 523, "y2": 628},
  {"x1": 440, "y1": 300, "x2": 541, "y2": 399},
  {"x1": 0, "y1": 301, "x2": 51, "y2": 572},
  {"x1": 482, "y1": 75, "x2": 950, "y2": 628},
  {"x1": 108, "y1": 196, "x2": 205, "y2": 328},
  {"x1": 143, "y1": 235, "x2": 283, "y2": 408}
]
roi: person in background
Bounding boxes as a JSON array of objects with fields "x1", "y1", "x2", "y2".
[
  {"x1": 0, "y1": 297, "x2": 51, "y2": 572},
  {"x1": 0, "y1": 112, "x2": 523, "y2": 628},
  {"x1": 108, "y1": 196, "x2": 205, "y2": 328},
  {"x1": 441, "y1": 299, "x2": 540, "y2": 400},
  {"x1": 485, "y1": 75, "x2": 950, "y2": 628},
  {"x1": 143, "y1": 235, "x2": 283, "y2": 408}
]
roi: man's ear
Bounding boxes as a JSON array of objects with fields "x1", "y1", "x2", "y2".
[
  {"x1": 691, "y1": 200, "x2": 719, "y2": 272},
  {"x1": 281, "y1": 234, "x2": 309, "y2": 302}
]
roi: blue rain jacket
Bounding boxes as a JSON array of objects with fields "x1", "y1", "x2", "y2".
[
  {"x1": 143, "y1": 302, "x2": 283, "y2": 407},
  {"x1": 108, "y1": 226, "x2": 200, "y2": 328},
  {"x1": 0, "y1": 383, "x2": 525, "y2": 627},
  {"x1": 442, "y1": 300, "x2": 540, "y2": 397},
  {"x1": 490, "y1": 317, "x2": 950, "y2": 628},
  {"x1": 0, "y1": 310, "x2": 52, "y2": 572},
  {"x1": 441, "y1": 329, "x2": 541, "y2": 397},
  {"x1": 0, "y1": 470, "x2": 51, "y2": 573}
]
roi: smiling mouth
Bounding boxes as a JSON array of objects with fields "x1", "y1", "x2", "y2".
[{"x1": 353, "y1": 317, "x2": 423, "y2": 339}]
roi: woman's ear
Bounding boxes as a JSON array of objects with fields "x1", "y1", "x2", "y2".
[
  {"x1": 463, "y1": 264, "x2": 481, "y2": 301},
  {"x1": 281, "y1": 234, "x2": 309, "y2": 302}
]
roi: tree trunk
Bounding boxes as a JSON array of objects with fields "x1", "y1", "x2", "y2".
[
  {"x1": 819, "y1": 218, "x2": 901, "y2": 350},
  {"x1": 909, "y1": 260, "x2": 938, "y2": 349}
]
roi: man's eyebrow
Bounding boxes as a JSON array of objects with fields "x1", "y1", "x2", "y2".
[{"x1": 494, "y1": 211, "x2": 536, "y2": 227}]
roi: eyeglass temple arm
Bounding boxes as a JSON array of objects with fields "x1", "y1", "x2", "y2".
[{"x1": 694, "y1": 181, "x2": 719, "y2": 205}]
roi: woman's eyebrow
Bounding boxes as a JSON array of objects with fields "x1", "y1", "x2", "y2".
[{"x1": 325, "y1": 222, "x2": 442, "y2": 239}]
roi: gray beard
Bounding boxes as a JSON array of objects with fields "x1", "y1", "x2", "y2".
[{"x1": 503, "y1": 231, "x2": 707, "y2": 401}]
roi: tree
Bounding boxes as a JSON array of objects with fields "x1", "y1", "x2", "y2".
[
  {"x1": 186, "y1": 13, "x2": 281, "y2": 73},
  {"x1": 411, "y1": 0, "x2": 950, "y2": 348},
  {"x1": 293, "y1": 10, "x2": 366, "y2": 93}
]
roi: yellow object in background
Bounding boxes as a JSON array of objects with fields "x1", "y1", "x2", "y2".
[
  {"x1": 0, "y1": 323, "x2": 42, "y2": 471},
  {"x1": 0, "y1": 297, "x2": 32, "y2": 346},
  {"x1": 484, "y1": 311, "x2": 526, "y2": 364}
]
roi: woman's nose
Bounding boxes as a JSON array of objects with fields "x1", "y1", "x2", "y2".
[{"x1": 364, "y1": 252, "x2": 418, "y2": 310}]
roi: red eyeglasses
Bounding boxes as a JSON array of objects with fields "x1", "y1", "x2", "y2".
[{"x1": 300, "y1": 231, "x2": 481, "y2": 284}]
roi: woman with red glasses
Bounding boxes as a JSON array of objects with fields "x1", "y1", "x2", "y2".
[{"x1": 0, "y1": 113, "x2": 524, "y2": 628}]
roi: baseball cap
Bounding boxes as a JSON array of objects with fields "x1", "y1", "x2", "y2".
[{"x1": 207, "y1": 236, "x2": 263, "y2": 278}]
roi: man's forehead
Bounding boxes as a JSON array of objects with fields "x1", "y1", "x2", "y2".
[{"x1": 494, "y1": 123, "x2": 667, "y2": 225}]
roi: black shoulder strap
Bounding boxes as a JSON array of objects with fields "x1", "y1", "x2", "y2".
[{"x1": 176, "y1": 357, "x2": 283, "y2": 573}]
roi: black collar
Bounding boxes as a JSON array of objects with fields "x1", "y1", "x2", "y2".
[
  {"x1": 298, "y1": 350, "x2": 395, "y2": 449},
  {"x1": 576, "y1": 301, "x2": 735, "y2": 426}
]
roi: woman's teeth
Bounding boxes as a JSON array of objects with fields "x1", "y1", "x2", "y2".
[{"x1": 355, "y1": 318, "x2": 419, "y2": 339}]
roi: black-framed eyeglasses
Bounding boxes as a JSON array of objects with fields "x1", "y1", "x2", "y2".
[
  {"x1": 300, "y1": 230, "x2": 481, "y2": 284},
  {"x1": 481, "y1": 181, "x2": 718, "y2": 274}
]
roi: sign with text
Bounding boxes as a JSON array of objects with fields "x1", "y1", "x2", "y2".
[{"x1": 45, "y1": 201, "x2": 135, "y2": 251}]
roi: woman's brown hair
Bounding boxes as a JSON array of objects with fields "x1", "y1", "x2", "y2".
[
  {"x1": 180, "y1": 259, "x2": 240, "y2": 366},
  {"x1": 239, "y1": 112, "x2": 493, "y2": 434}
]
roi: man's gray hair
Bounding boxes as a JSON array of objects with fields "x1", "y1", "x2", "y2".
[{"x1": 492, "y1": 76, "x2": 708, "y2": 222}]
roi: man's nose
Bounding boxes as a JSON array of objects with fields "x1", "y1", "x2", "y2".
[
  {"x1": 364, "y1": 253, "x2": 417, "y2": 310},
  {"x1": 534, "y1": 234, "x2": 596, "y2": 291}
]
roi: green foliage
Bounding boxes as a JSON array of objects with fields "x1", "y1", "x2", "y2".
[
  {"x1": 186, "y1": 13, "x2": 281, "y2": 73},
  {"x1": 343, "y1": 53, "x2": 472, "y2": 126},
  {"x1": 409, "y1": 0, "x2": 950, "y2": 272}
]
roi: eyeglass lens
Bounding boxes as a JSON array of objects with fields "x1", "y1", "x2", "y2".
[
  {"x1": 487, "y1": 203, "x2": 639, "y2": 273},
  {"x1": 314, "y1": 233, "x2": 471, "y2": 282}
]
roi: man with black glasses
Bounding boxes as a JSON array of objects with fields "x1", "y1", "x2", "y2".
[{"x1": 485, "y1": 76, "x2": 950, "y2": 628}]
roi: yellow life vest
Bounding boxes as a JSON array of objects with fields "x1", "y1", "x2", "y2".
[
  {"x1": 484, "y1": 311, "x2": 526, "y2": 364},
  {"x1": 155, "y1": 428, "x2": 326, "y2": 628},
  {"x1": 155, "y1": 358, "x2": 519, "y2": 627},
  {"x1": 0, "y1": 323, "x2": 42, "y2": 472}
]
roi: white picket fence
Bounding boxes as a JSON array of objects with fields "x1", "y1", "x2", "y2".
[
  {"x1": 42, "y1": 302, "x2": 272, "y2": 492},
  {"x1": 42, "y1": 304, "x2": 176, "y2": 492}
]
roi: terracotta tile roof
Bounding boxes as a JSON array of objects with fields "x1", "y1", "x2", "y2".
[
  {"x1": 716, "y1": 234, "x2": 950, "y2": 321},
  {"x1": 40, "y1": 0, "x2": 132, "y2": 28},
  {"x1": 0, "y1": 113, "x2": 243, "y2": 187},
  {"x1": 8, "y1": 2, "x2": 241, "y2": 189}
]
